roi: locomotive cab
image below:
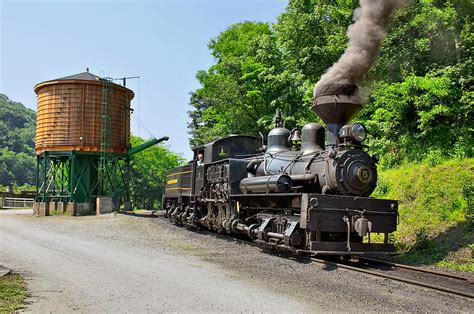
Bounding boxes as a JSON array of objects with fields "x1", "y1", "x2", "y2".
[
  {"x1": 189, "y1": 135, "x2": 261, "y2": 197},
  {"x1": 192, "y1": 135, "x2": 261, "y2": 164}
]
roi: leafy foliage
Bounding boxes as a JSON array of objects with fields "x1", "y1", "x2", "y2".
[
  {"x1": 188, "y1": 22, "x2": 312, "y2": 147},
  {"x1": 360, "y1": 71, "x2": 473, "y2": 168},
  {"x1": 275, "y1": 0, "x2": 358, "y2": 80},
  {"x1": 0, "y1": 148, "x2": 36, "y2": 187},
  {"x1": 373, "y1": 159, "x2": 473, "y2": 270},
  {"x1": 129, "y1": 136, "x2": 184, "y2": 209},
  {"x1": 188, "y1": 0, "x2": 473, "y2": 166},
  {"x1": 0, "y1": 94, "x2": 36, "y2": 186}
]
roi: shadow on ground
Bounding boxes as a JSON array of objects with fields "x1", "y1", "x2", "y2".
[
  {"x1": 117, "y1": 210, "x2": 160, "y2": 219},
  {"x1": 393, "y1": 221, "x2": 473, "y2": 270}
]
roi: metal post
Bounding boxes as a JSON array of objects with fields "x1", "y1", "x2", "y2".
[
  {"x1": 43, "y1": 153, "x2": 48, "y2": 202},
  {"x1": 70, "y1": 152, "x2": 75, "y2": 202},
  {"x1": 35, "y1": 155, "x2": 40, "y2": 202}
]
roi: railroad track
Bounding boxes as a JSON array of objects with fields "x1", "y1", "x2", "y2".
[
  {"x1": 311, "y1": 256, "x2": 474, "y2": 299},
  {"x1": 153, "y1": 213, "x2": 473, "y2": 299}
]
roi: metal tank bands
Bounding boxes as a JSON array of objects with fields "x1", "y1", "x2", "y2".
[{"x1": 34, "y1": 71, "x2": 134, "y2": 155}]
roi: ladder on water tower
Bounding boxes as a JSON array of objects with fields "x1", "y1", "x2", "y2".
[{"x1": 99, "y1": 77, "x2": 113, "y2": 195}]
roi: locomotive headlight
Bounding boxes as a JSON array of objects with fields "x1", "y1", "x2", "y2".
[
  {"x1": 351, "y1": 123, "x2": 367, "y2": 142},
  {"x1": 339, "y1": 123, "x2": 367, "y2": 142}
]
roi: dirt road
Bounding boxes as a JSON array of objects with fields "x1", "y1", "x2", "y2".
[{"x1": 0, "y1": 210, "x2": 471, "y2": 312}]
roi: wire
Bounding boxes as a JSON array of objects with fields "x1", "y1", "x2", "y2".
[{"x1": 131, "y1": 113, "x2": 156, "y2": 139}]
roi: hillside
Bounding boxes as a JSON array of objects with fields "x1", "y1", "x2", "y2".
[
  {"x1": 0, "y1": 94, "x2": 36, "y2": 186},
  {"x1": 374, "y1": 159, "x2": 473, "y2": 271}
]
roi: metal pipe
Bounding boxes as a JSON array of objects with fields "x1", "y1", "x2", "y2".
[
  {"x1": 343, "y1": 216, "x2": 351, "y2": 251},
  {"x1": 246, "y1": 158, "x2": 263, "y2": 172},
  {"x1": 240, "y1": 175, "x2": 293, "y2": 194},
  {"x1": 289, "y1": 174, "x2": 316, "y2": 182},
  {"x1": 267, "y1": 232, "x2": 284, "y2": 239},
  {"x1": 236, "y1": 223, "x2": 249, "y2": 232},
  {"x1": 127, "y1": 136, "x2": 169, "y2": 156},
  {"x1": 327, "y1": 123, "x2": 341, "y2": 147}
]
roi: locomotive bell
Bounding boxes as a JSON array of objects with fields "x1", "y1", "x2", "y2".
[{"x1": 288, "y1": 129, "x2": 302, "y2": 143}]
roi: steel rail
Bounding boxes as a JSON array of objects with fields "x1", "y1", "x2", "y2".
[
  {"x1": 155, "y1": 214, "x2": 473, "y2": 299},
  {"x1": 358, "y1": 257, "x2": 473, "y2": 282},
  {"x1": 311, "y1": 258, "x2": 474, "y2": 299}
]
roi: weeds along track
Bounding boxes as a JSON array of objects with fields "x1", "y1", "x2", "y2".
[{"x1": 311, "y1": 257, "x2": 474, "y2": 299}]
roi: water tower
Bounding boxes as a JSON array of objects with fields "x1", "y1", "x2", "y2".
[{"x1": 34, "y1": 71, "x2": 167, "y2": 215}]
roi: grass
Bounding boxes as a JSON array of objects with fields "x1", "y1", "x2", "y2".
[
  {"x1": 0, "y1": 273, "x2": 28, "y2": 313},
  {"x1": 373, "y1": 158, "x2": 473, "y2": 271}
]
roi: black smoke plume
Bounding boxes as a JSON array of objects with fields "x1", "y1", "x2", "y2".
[{"x1": 314, "y1": 0, "x2": 407, "y2": 97}]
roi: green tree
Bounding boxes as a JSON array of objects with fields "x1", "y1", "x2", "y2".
[
  {"x1": 0, "y1": 94, "x2": 36, "y2": 185},
  {"x1": 188, "y1": 22, "x2": 311, "y2": 147},
  {"x1": 275, "y1": 0, "x2": 358, "y2": 81},
  {"x1": 360, "y1": 73, "x2": 473, "y2": 167},
  {"x1": 360, "y1": 0, "x2": 473, "y2": 166},
  {"x1": 371, "y1": 0, "x2": 472, "y2": 82},
  {"x1": 129, "y1": 136, "x2": 184, "y2": 209},
  {"x1": 189, "y1": 0, "x2": 473, "y2": 168}
]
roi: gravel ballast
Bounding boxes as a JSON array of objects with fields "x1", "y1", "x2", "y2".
[{"x1": 0, "y1": 211, "x2": 471, "y2": 312}]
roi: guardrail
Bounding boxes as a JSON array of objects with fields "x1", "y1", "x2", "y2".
[{"x1": 0, "y1": 197, "x2": 34, "y2": 209}]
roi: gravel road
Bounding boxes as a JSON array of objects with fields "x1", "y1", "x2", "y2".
[{"x1": 0, "y1": 210, "x2": 471, "y2": 313}]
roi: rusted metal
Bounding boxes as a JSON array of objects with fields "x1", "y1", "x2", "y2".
[{"x1": 312, "y1": 83, "x2": 362, "y2": 125}]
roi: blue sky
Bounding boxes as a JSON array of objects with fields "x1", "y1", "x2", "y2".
[{"x1": 1, "y1": 0, "x2": 288, "y2": 159}]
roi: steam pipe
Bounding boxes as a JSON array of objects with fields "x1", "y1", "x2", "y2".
[
  {"x1": 289, "y1": 174, "x2": 317, "y2": 182},
  {"x1": 327, "y1": 123, "x2": 342, "y2": 147},
  {"x1": 127, "y1": 136, "x2": 169, "y2": 156}
]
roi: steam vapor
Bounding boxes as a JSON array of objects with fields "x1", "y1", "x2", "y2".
[{"x1": 314, "y1": 0, "x2": 407, "y2": 96}]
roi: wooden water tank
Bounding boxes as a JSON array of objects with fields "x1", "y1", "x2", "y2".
[{"x1": 34, "y1": 72, "x2": 134, "y2": 155}]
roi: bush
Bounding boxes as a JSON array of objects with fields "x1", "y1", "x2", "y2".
[{"x1": 372, "y1": 158, "x2": 473, "y2": 270}]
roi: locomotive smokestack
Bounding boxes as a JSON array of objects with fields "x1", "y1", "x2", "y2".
[
  {"x1": 313, "y1": 0, "x2": 407, "y2": 96},
  {"x1": 312, "y1": 84, "x2": 361, "y2": 125},
  {"x1": 312, "y1": 83, "x2": 362, "y2": 147}
]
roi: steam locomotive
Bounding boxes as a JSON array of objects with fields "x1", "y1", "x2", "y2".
[{"x1": 163, "y1": 84, "x2": 398, "y2": 255}]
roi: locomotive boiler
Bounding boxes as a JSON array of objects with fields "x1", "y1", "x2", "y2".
[{"x1": 163, "y1": 84, "x2": 398, "y2": 255}]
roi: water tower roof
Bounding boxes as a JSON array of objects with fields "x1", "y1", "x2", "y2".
[
  {"x1": 54, "y1": 71, "x2": 102, "y2": 81},
  {"x1": 34, "y1": 71, "x2": 133, "y2": 97}
]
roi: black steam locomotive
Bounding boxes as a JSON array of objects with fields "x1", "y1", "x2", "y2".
[{"x1": 163, "y1": 84, "x2": 398, "y2": 255}]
